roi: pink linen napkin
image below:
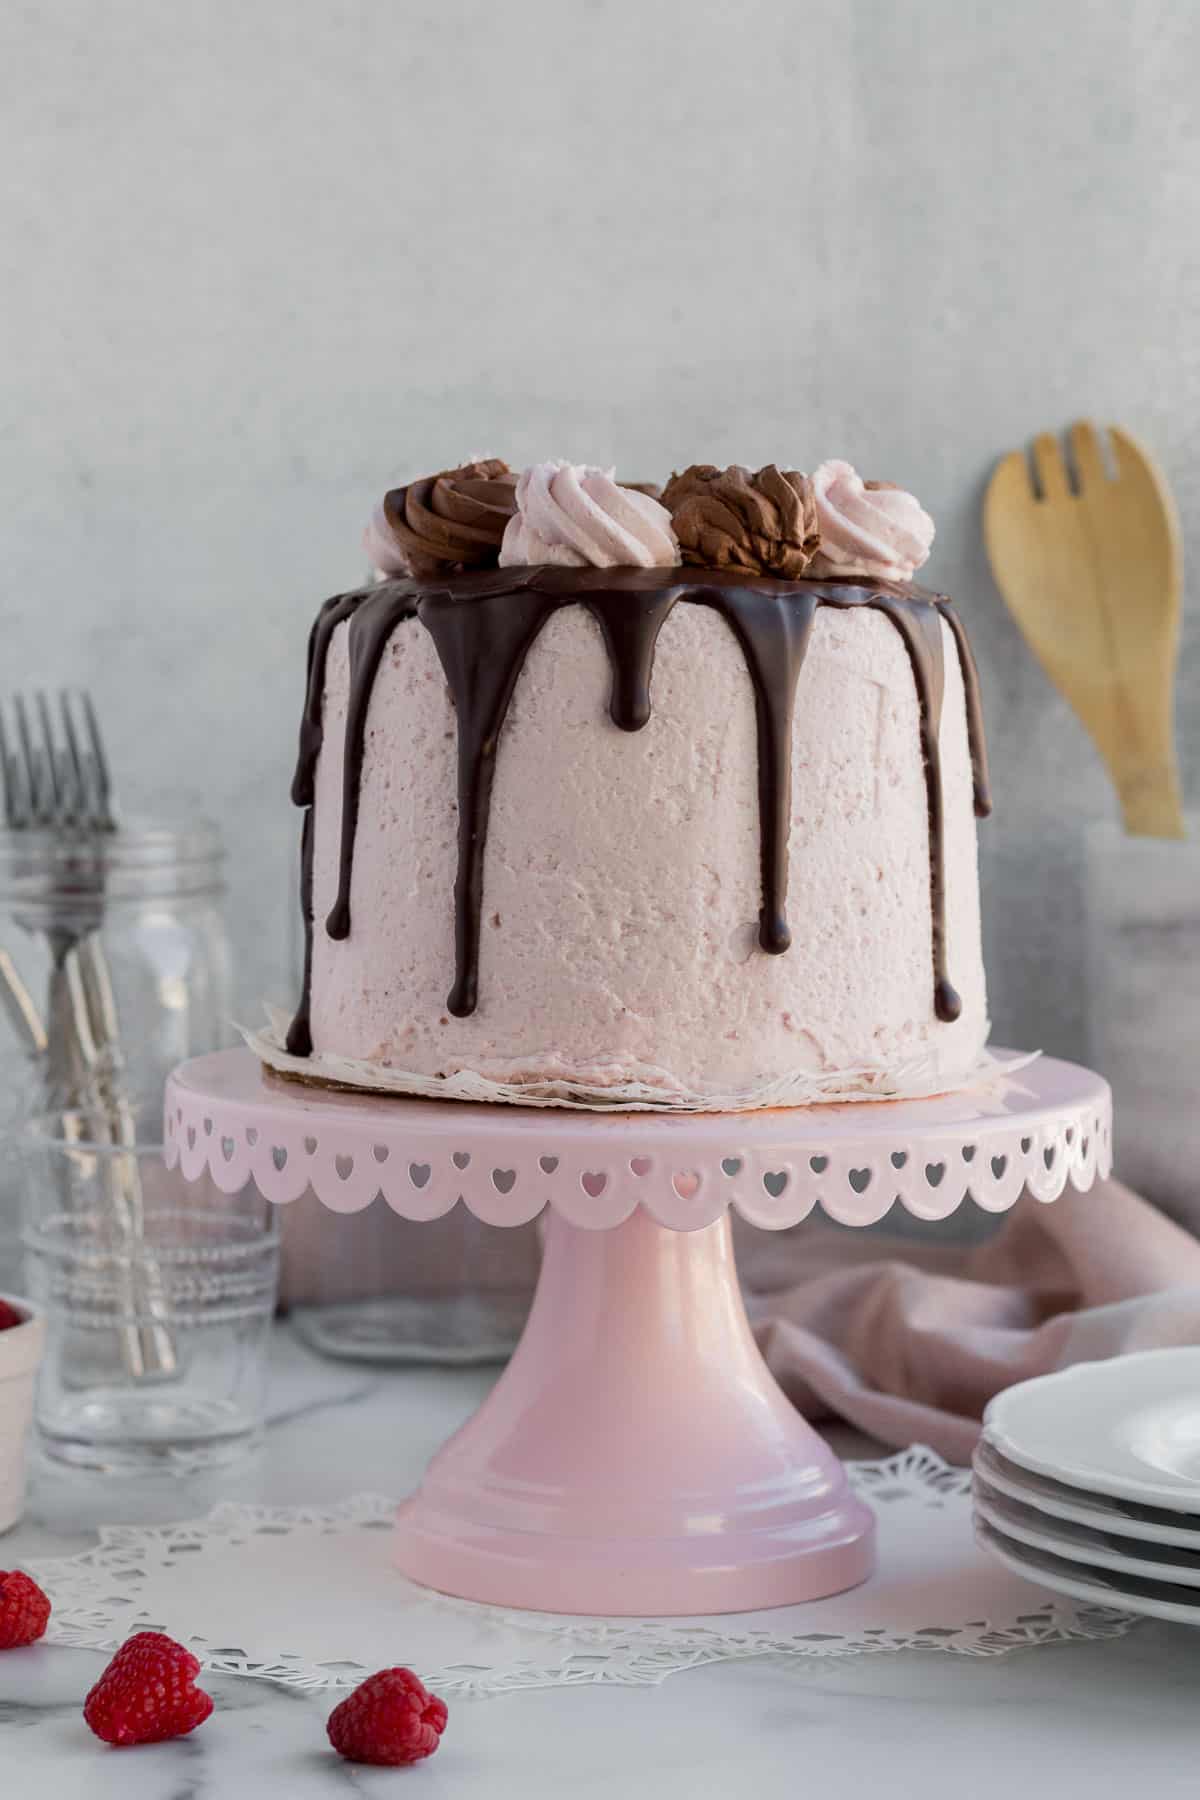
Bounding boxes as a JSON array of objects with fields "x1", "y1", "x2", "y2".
[{"x1": 735, "y1": 1179, "x2": 1200, "y2": 1465}]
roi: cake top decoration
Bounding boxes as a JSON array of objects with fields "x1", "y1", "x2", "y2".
[
  {"x1": 364, "y1": 458, "x2": 517, "y2": 579},
  {"x1": 808, "y1": 460, "x2": 935, "y2": 584},
  {"x1": 363, "y1": 455, "x2": 936, "y2": 585},
  {"x1": 498, "y1": 462, "x2": 680, "y2": 569},
  {"x1": 661, "y1": 464, "x2": 820, "y2": 578}
]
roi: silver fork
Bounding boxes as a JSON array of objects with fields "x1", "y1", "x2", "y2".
[
  {"x1": 0, "y1": 690, "x2": 117, "y2": 831},
  {"x1": 0, "y1": 691, "x2": 122, "y2": 1096},
  {"x1": 0, "y1": 691, "x2": 177, "y2": 1378},
  {"x1": 0, "y1": 693, "x2": 117, "y2": 1087}
]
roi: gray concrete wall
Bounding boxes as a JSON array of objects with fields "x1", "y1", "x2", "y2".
[{"x1": 3, "y1": 0, "x2": 1198, "y2": 1080}]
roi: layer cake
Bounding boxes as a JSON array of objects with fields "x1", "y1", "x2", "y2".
[{"x1": 271, "y1": 458, "x2": 991, "y2": 1109}]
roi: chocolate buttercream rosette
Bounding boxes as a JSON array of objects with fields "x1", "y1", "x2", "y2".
[
  {"x1": 662, "y1": 464, "x2": 820, "y2": 578},
  {"x1": 379, "y1": 458, "x2": 518, "y2": 577}
]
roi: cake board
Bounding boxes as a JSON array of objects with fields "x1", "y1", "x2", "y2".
[{"x1": 165, "y1": 1048, "x2": 1111, "y2": 1617}]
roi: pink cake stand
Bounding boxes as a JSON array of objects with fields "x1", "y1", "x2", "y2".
[{"x1": 164, "y1": 1048, "x2": 1110, "y2": 1617}]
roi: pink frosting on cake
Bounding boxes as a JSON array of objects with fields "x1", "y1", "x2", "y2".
[
  {"x1": 808, "y1": 461, "x2": 935, "y2": 583},
  {"x1": 303, "y1": 601, "x2": 987, "y2": 1104},
  {"x1": 499, "y1": 462, "x2": 679, "y2": 568}
]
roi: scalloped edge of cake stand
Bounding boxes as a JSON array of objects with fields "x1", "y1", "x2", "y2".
[{"x1": 164, "y1": 1049, "x2": 1112, "y2": 1232}]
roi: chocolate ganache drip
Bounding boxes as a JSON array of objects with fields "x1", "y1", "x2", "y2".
[
  {"x1": 286, "y1": 569, "x2": 989, "y2": 1052},
  {"x1": 286, "y1": 587, "x2": 376, "y2": 1056},
  {"x1": 826, "y1": 594, "x2": 960, "y2": 1021},
  {"x1": 935, "y1": 599, "x2": 992, "y2": 820},
  {"x1": 705, "y1": 587, "x2": 819, "y2": 954},
  {"x1": 420, "y1": 586, "x2": 563, "y2": 1017},
  {"x1": 325, "y1": 588, "x2": 420, "y2": 942}
]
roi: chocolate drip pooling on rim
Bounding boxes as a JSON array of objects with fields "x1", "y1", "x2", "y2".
[{"x1": 285, "y1": 568, "x2": 989, "y2": 1051}]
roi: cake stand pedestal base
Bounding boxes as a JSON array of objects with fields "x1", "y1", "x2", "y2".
[
  {"x1": 393, "y1": 1207, "x2": 875, "y2": 1615},
  {"x1": 166, "y1": 1048, "x2": 1111, "y2": 1619}
]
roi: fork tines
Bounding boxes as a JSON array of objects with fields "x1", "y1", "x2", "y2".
[{"x1": 0, "y1": 691, "x2": 116, "y2": 833}]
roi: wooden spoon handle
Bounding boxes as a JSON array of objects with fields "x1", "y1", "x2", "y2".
[{"x1": 1116, "y1": 761, "x2": 1186, "y2": 839}]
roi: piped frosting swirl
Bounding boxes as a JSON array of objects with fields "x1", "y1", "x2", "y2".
[
  {"x1": 808, "y1": 460, "x2": 934, "y2": 583},
  {"x1": 662, "y1": 464, "x2": 820, "y2": 577},
  {"x1": 499, "y1": 462, "x2": 680, "y2": 568},
  {"x1": 365, "y1": 458, "x2": 517, "y2": 578}
]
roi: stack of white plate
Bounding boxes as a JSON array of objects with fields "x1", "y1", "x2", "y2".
[{"x1": 974, "y1": 1347, "x2": 1200, "y2": 1624}]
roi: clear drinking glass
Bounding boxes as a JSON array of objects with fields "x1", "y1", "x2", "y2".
[
  {"x1": 20, "y1": 1107, "x2": 279, "y2": 1473},
  {"x1": 281, "y1": 1197, "x2": 540, "y2": 1364}
]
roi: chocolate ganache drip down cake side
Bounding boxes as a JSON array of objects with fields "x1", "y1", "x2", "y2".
[{"x1": 266, "y1": 455, "x2": 992, "y2": 1111}]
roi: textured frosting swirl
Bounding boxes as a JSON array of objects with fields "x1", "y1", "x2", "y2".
[
  {"x1": 661, "y1": 464, "x2": 820, "y2": 577},
  {"x1": 499, "y1": 462, "x2": 680, "y2": 568},
  {"x1": 364, "y1": 458, "x2": 517, "y2": 578},
  {"x1": 808, "y1": 460, "x2": 934, "y2": 583}
]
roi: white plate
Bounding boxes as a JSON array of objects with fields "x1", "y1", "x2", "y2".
[
  {"x1": 974, "y1": 1439, "x2": 1200, "y2": 1548},
  {"x1": 975, "y1": 1516, "x2": 1200, "y2": 1628},
  {"x1": 974, "y1": 1478, "x2": 1200, "y2": 1588},
  {"x1": 983, "y1": 1347, "x2": 1200, "y2": 1511}
]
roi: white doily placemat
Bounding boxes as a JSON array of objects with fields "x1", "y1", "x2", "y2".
[{"x1": 27, "y1": 1449, "x2": 1132, "y2": 1698}]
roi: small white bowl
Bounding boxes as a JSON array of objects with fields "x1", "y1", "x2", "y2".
[{"x1": 0, "y1": 1297, "x2": 46, "y2": 1533}]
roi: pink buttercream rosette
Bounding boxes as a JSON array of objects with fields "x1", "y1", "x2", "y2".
[
  {"x1": 500, "y1": 462, "x2": 679, "y2": 568},
  {"x1": 809, "y1": 460, "x2": 934, "y2": 584}
]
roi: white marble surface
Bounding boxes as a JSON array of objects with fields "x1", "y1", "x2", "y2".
[{"x1": 3, "y1": 1324, "x2": 1200, "y2": 1797}]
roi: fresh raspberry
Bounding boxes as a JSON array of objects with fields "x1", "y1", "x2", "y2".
[
  {"x1": 0, "y1": 1571, "x2": 51, "y2": 1648},
  {"x1": 83, "y1": 1631, "x2": 213, "y2": 1747},
  {"x1": 326, "y1": 1667, "x2": 448, "y2": 1767},
  {"x1": 0, "y1": 1300, "x2": 25, "y2": 1331}
]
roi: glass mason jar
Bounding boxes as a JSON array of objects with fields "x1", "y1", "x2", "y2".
[{"x1": 0, "y1": 816, "x2": 234, "y2": 1117}]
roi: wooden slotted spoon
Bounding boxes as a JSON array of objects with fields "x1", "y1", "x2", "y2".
[{"x1": 984, "y1": 421, "x2": 1185, "y2": 838}]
